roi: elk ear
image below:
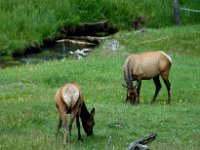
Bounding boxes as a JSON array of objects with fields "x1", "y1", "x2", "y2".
[
  {"x1": 121, "y1": 83, "x2": 127, "y2": 88},
  {"x1": 91, "y1": 108, "x2": 95, "y2": 116}
]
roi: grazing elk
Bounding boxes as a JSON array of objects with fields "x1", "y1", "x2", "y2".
[
  {"x1": 55, "y1": 82, "x2": 95, "y2": 146},
  {"x1": 123, "y1": 51, "x2": 172, "y2": 104}
]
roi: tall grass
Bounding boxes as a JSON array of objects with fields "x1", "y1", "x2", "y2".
[
  {"x1": 0, "y1": 25, "x2": 200, "y2": 149},
  {"x1": 0, "y1": 0, "x2": 75, "y2": 56},
  {"x1": 0, "y1": 0, "x2": 200, "y2": 58}
]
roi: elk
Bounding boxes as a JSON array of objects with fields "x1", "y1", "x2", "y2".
[
  {"x1": 55, "y1": 82, "x2": 95, "y2": 146},
  {"x1": 123, "y1": 51, "x2": 172, "y2": 104}
]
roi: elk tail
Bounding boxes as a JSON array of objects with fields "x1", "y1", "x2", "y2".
[{"x1": 124, "y1": 59, "x2": 133, "y2": 89}]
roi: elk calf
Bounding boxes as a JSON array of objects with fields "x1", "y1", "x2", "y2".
[
  {"x1": 55, "y1": 82, "x2": 95, "y2": 146},
  {"x1": 123, "y1": 51, "x2": 172, "y2": 104}
]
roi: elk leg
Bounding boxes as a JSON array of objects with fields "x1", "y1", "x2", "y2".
[
  {"x1": 126, "y1": 90, "x2": 129, "y2": 102},
  {"x1": 60, "y1": 111, "x2": 67, "y2": 145},
  {"x1": 151, "y1": 75, "x2": 162, "y2": 103},
  {"x1": 161, "y1": 73, "x2": 171, "y2": 104},
  {"x1": 68, "y1": 110, "x2": 77, "y2": 146},
  {"x1": 55, "y1": 116, "x2": 62, "y2": 139},
  {"x1": 76, "y1": 115, "x2": 83, "y2": 142},
  {"x1": 136, "y1": 80, "x2": 142, "y2": 104}
]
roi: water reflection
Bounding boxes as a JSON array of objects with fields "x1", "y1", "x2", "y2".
[
  {"x1": 0, "y1": 41, "x2": 96, "y2": 68},
  {"x1": 22, "y1": 41, "x2": 96, "y2": 60}
]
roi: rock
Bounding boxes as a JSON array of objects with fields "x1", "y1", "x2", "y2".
[{"x1": 104, "y1": 39, "x2": 121, "y2": 51}]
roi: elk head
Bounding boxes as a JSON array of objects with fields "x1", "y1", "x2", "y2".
[
  {"x1": 122, "y1": 83, "x2": 138, "y2": 104},
  {"x1": 82, "y1": 108, "x2": 95, "y2": 136}
]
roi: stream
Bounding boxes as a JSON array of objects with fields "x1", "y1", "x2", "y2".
[
  {"x1": 0, "y1": 20, "x2": 118, "y2": 68},
  {"x1": 0, "y1": 40, "x2": 96, "y2": 68}
]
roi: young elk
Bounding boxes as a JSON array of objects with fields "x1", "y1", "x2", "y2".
[
  {"x1": 55, "y1": 82, "x2": 95, "y2": 146},
  {"x1": 123, "y1": 51, "x2": 172, "y2": 104}
]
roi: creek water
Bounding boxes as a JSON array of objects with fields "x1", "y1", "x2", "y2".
[
  {"x1": 0, "y1": 41, "x2": 96, "y2": 68},
  {"x1": 20, "y1": 41, "x2": 96, "y2": 61}
]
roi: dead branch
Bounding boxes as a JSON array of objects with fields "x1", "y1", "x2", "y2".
[
  {"x1": 56, "y1": 39, "x2": 97, "y2": 46},
  {"x1": 64, "y1": 36, "x2": 108, "y2": 44},
  {"x1": 127, "y1": 133, "x2": 157, "y2": 150}
]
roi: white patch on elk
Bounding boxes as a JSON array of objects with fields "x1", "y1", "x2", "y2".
[{"x1": 62, "y1": 84, "x2": 79, "y2": 108}]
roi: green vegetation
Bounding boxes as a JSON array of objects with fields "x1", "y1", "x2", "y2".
[
  {"x1": 0, "y1": 0, "x2": 200, "y2": 58},
  {"x1": 1, "y1": 25, "x2": 200, "y2": 149}
]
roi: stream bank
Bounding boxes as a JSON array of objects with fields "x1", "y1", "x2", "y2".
[{"x1": 0, "y1": 20, "x2": 118, "y2": 68}]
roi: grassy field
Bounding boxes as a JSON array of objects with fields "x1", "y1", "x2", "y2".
[
  {"x1": 0, "y1": 0, "x2": 200, "y2": 58},
  {"x1": 0, "y1": 25, "x2": 200, "y2": 149}
]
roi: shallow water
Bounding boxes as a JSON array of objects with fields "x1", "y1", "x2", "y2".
[
  {"x1": 0, "y1": 41, "x2": 96, "y2": 68},
  {"x1": 20, "y1": 41, "x2": 96, "y2": 61}
]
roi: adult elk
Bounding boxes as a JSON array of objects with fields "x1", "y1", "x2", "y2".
[
  {"x1": 55, "y1": 82, "x2": 95, "y2": 146},
  {"x1": 123, "y1": 51, "x2": 172, "y2": 104}
]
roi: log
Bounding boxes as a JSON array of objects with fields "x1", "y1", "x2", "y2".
[
  {"x1": 64, "y1": 36, "x2": 108, "y2": 44},
  {"x1": 126, "y1": 133, "x2": 157, "y2": 150},
  {"x1": 56, "y1": 39, "x2": 97, "y2": 46}
]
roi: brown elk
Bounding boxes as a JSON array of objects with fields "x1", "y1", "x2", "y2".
[
  {"x1": 55, "y1": 82, "x2": 95, "y2": 146},
  {"x1": 123, "y1": 51, "x2": 172, "y2": 104}
]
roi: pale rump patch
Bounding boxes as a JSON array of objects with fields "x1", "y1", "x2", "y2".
[
  {"x1": 62, "y1": 84, "x2": 80, "y2": 108},
  {"x1": 160, "y1": 51, "x2": 172, "y2": 63}
]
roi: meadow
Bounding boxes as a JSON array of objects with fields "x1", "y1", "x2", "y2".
[{"x1": 0, "y1": 25, "x2": 200, "y2": 149}]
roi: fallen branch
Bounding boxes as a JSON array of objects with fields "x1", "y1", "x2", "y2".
[
  {"x1": 65, "y1": 36, "x2": 108, "y2": 44},
  {"x1": 127, "y1": 133, "x2": 157, "y2": 150},
  {"x1": 56, "y1": 39, "x2": 97, "y2": 46}
]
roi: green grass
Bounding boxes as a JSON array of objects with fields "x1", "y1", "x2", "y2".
[
  {"x1": 0, "y1": 0, "x2": 200, "y2": 57},
  {"x1": 0, "y1": 25, "x2": 200, "y2": 149}
]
